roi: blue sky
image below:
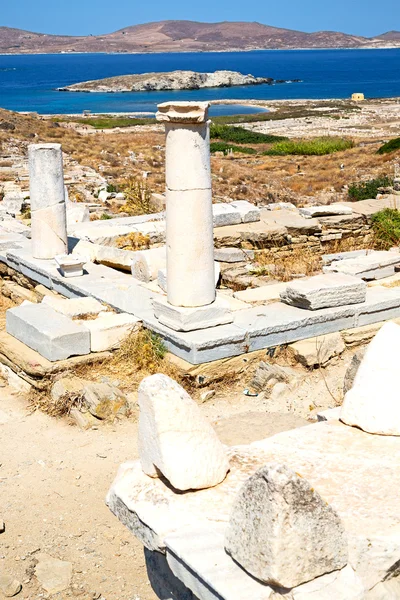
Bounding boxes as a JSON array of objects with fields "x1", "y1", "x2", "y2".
[{"x1": 2, "y1": 0, "x2": 399, "y2": 37}]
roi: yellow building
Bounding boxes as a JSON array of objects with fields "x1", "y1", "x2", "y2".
[{"x1": 351, "y1": 93, "x2": 365, "y2": 102}]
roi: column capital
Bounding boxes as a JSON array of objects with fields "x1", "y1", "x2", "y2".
[{"x1": 156, "y1": 101, "x2": 210, "y2": 124}]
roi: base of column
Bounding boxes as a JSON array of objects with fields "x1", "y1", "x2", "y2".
[
  {"x1": 153, "y1": 296, "x2": 233, "y2": 332},
  {"x1": 55, "y1": 255, "x2": 85, "y2": 278}
]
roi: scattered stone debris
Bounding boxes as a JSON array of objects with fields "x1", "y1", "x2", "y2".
[
  {"x1": 288, "y1": 332, "x2": 345, "y2": 368},
  {"x1": 34, "y1": 553, "x2": 72, "y2": 594},
  {"x1": 0, "y1": 575, "x2": 22, "y2": 598}
]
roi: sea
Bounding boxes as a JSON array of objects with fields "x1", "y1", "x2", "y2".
[{"x1": 0, "y1": 48, "x2": 399, "y2": 116}]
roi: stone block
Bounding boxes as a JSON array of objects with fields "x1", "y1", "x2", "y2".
[
  {"x1": 322, "y1": 249, "x2": 370, "y2": 266},
  {"x1": 131, "y1": 247, "x2": 166, "y2": 282},
  {"x1": 6, "y1": 304, "x2": 90, "y2": 361},
  {"x1": 138, "y1": 374, "x2": 230, "y2": 491},
  {"x1": 343, "y1": 348, "x2": 366, "y2": 395},
  {"x1": 228, "y1": 200, "x2": 261, "y2": 223},
  {"x1": 317, "y1": 407, "x2": 342, "y2": 422},
  {"x1": 324, "y1": 251, "x2": 400, "y2": 280},
  {"x1": 225, "y1": 463, "x2": 348, "y2": 588},
  {"x1": 280, "y1": 273, "x2": 366, "y2": 310},
  {"x1": 55, "y1": 254, "x2": 85, "y2": 278},
  {"x1": 80, "y1": 312, "x2": 141, "y2": 352},
  {"x1": 299, "y1": 204, "x2": 353, "y2": 218},
  {"x1": 153, "y1": 296, "x2": 233, "y2": 332},
  {"x1": 42, "y1": 295, "x2": 105, "y2": 318},
  {"x1": 66, "y1": 203, "x2": 90, "y2": 230},
  {"x1": 341, "y1": 322, "x2": 400, "y2": 435},
  {"x1": 214, "y1": 247, "x2": 254, "y2": 263},
  {"x1": 212, "y1": 204, "x2": 242, "y2": 228},
  {"x1": 288, "y1": 332, "x2": 345, "y2": 367}
]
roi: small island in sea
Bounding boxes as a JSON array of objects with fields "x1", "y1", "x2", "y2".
[{"x1": 58, "y1": 70, "x2": 300, "y2": 93}]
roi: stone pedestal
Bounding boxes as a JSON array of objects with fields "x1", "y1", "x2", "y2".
[
  {"x1": 29, "y1": 143, "x2": 68, "y2": 260},
  {"x1": 155, "y1": 102, "x2": 232, "y2": 331}
]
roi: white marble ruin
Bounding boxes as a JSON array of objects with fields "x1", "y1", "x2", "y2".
[
  {"x1": 107, "y1": 339, "x2": 400, "y2": 599},
  {"x1": 29, "y1": 143, "x2": 68, "y2": 259},
  {"x1": 153, "y1": 102, "x2": 232, "y2": 332}
]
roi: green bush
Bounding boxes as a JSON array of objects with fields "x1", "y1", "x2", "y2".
[
  {"x1": 210, "y1": 124, "x2": 286, "y2": 144},
  {"x1": 348, "y1": 176, "x2": 393, "y2": 201},
  {"x1": 371, "y1": 208, "x2": 400, "y2": 249},
  {"x1": 210, "y1": 142, "x2": 257, "y2": 155},
  {"x1": 377, "y1": 138, "x2": 400, "y2": 155},
  {"x1": 263, "y1": 137, "x2": 354, "y2": 156}
]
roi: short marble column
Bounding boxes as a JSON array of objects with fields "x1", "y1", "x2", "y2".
[
  {"x1": 153, "y1": 102, "x2": 232, "y2": 332},
  {"x1": 29, "y1": 143, "x2": 68, "y2": 259}
]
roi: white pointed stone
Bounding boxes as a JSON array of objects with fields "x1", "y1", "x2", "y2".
[
  {"x1": 225, "y1": 463, "x2": 348, "y2": 589},
  {"x1": 341, "y1": 321, "x2": 400, "y2": 435},
  {"x1": 138, "y1": 374, "x2": 230, "y2": 491}
]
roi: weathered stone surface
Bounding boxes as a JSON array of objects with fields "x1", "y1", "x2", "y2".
[
  {"x1": 131, "y1": 247, "x2": 166, "y2": 282},
  {"x1": 234, "y1": 283, "x2": 287, "y2": 305},
  {"x1": 322, "y1": 249, "x2": 370, "y2": 266},
  {"x1": 81, "y1": 312, "x2": 141, "y2": 352},
  {"x1": 66, "y1": 202, "x2": 90, "y2": 230},
  {"x1": 225, "y1": 463, "x2": 348, "y2": 588},
  {"x1": 280, "y1": 273, "x2": 366, "y2": 310},
  {"x1": 6, "y1": 304, "x2": 90, "y2": 361},
  {"x1": 81, "y1": 381, "x2": 128, "y2": 419},
  {"x1": 228, "y1": 200, "x2": 261, "y2": 223},
  {"x1": 288, "y1": 332, "x2": 345, "y2": 367},
  {"x1": 250, "y1": 361, "x2": 297, "y2": 393},
  {"x1": 317, "y1": 407, "x2": 342, "y2": 422},
  {"x1": 343, "y1": 349, "x2": 366, "y2": 395},
  {"x1": 299, "y1": 204, "x2": 353, "y2": 218},
  {"x1": 108, "y1": 419, "x2": 400, "y2": 594},
  {"x1": 138, "y1": 374, "x2": 230, "y2": 490},
  {"x1": 214, "y1": 247, "x2": 254, "y2": 263},
  {"x1": 35, "y1": 553, "x2": 72, "y2": 594},
  {"x1": 324, "y1": 251, "x2": 400, "y2": 280},
  {"x1": 153, "y1": 296, "x2": 233, "y2": 332},
  {"x1": 341, "y1": 322, "x2": 400, "y2": 435},
  {"x1": 212, "y1": 204, "x2": 242, "y2": 228},
  {"x1": 0, "y1": 575, "x2": 22, "y2": 597},
  {"x1": 42, "y1": 295, "x2": 105, "y2": 318}
]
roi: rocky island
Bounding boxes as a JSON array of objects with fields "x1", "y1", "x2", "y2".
[{"x1": 58, "y1": 70, "x2": 275, "y2": 93}]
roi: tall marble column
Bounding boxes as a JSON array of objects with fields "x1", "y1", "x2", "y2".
[
  {"x1": 29, "y1": 143, "x2": 68, "y2": 259},
  {"x1": 153, "y1": 102, "x2": 232, "y2": 332}
]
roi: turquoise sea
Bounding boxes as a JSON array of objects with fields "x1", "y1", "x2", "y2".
[{"x1": 0, "y1": 48, "x2": 399, "y2": 115}]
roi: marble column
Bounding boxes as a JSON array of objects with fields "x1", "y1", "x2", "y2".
[
  {"x1": 157, "y1": 101, "x2": 215, "y2": 307},
  {"x1": 153, "y1": 102, "x2": 232, "y2": 332},
  {"x1": 29, "y1": 143, "x2": 68, "y2": 259}
]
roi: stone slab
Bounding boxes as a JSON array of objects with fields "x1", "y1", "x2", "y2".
[
  {"x1": 80, "y1": 312, "x2": 141, "y2": 352},
  {"x1": 107, "y1": 420, "x2": 400, "y2": 596},
  {"x1": 42, "y1": 296, "x2": 105, "y2": 318},
  {"x1": 214, "y1": 248, "x2": 254, "y2": 263},
  {"x1": 153, "y1": 297, "x2": 233, "y2": 332},
  {"x1": 234, "y1": 283, "x2": 288, "y2": 305},
  {"x1": 299, "y1": 204, "x2": 353, "y2": 218},
  {"x1": 6, "y1": 304, "x2": 90, "y2": 361},
  {"x1": 322, "y1": 250, "x2": 370, "y2": 266},
  {"x1": 280, "y1": 273, "x2": 366, "y2": 310},
  {"x1": 342, "y1": 196, "x2": 400, "y2": 217},
  {"x1": 324, "y1": 251, "x2": 400, "y2": 281}
]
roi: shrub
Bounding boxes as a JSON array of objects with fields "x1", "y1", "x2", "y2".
[
  {"x1": 210, "y1": 124, "x2": 286, "y2": 144},
  {"x1": 210, "y1": 142, "x2": 257, "y2": 155},
  {"x1": 119, "y1": 178, "x2": 155, "y2": 215},
  {"x1": 263, "y1": 137, "x2": 354, "y2": 156},
  {"x1": 377, "y1": 138, "x2": 400, "y2": 155},
  {"x1": 348, "y1": 176, "x2": 393, "y2": 201},
  {"x1": 371, "y1": 208, "x2": 400, "y2": 249}
]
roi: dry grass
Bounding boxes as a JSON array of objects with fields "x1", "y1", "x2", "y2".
[
  {"x1": 116, "y1": 232, "x2": 151, "y2": 251},
  {"x1": 254, "y1": 246, "x2": 322, "y2": 281},
  {"x1": 28, "y1": 389, "x2": 83, "y2": 417}
]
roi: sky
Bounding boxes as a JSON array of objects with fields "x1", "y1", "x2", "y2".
[{"x1": 2, "y1": 0, "x2": 399, "y2": 38}]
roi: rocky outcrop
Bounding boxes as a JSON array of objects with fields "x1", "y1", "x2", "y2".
[{"x1": 59, "y1": 70, "x2": 273, "y2": 93}]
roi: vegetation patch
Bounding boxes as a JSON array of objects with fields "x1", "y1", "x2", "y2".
[
  {"x1": 210, "y1": 124, "x2": 286, "y2": 144},
  {"x1": 263, "y1": 137, "x2": 354, "y2": 156},
  {"x1": 119, "y1": 177, "x2": 155, "y2": 215},
  {"x1": 113, "y1": 329, "x2": 167, "y2": 374},
  {"x1": 377, "y1": 137, "x2": 400, "y2": 155},
  {"x1": 53, "y1": 116, "x2": 156, "y2": 129},
  {"x1": 348, "y1": 175, "x2": 393, "y2": 201},
  {"x1": 371, "y1": 208, "x2": 400, "y2": 250},
  {"x1": 210, "y1": 142, "x2": 257, "y2": 155},
  {"x1": 116, "y1": 232, "x2": 151, "y2": 251}
]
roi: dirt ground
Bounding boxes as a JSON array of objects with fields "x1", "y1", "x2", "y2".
[{"x1": 0, "y1": 347, "x2": 353, "y2": 600}]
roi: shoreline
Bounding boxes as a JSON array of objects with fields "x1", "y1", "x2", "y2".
[{"x1": 1, "y1": 46, "x2": 400, "y2": 57}]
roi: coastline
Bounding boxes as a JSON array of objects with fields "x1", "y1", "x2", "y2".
[{"x1": 1, "y1": 45, "x2": 400, "y2": 57}]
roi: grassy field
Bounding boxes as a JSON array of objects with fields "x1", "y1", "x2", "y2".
[{"x1": 264, "y1": 137, "x2": 354, "y2": 156}]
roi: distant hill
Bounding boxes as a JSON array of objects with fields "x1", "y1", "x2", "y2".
[
  {"x1": 376, "y1": 31, "x2": 400, "y2": 41},
  {"x1": 0, "y1": 20, "x2": 399, "y2": 54}
]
